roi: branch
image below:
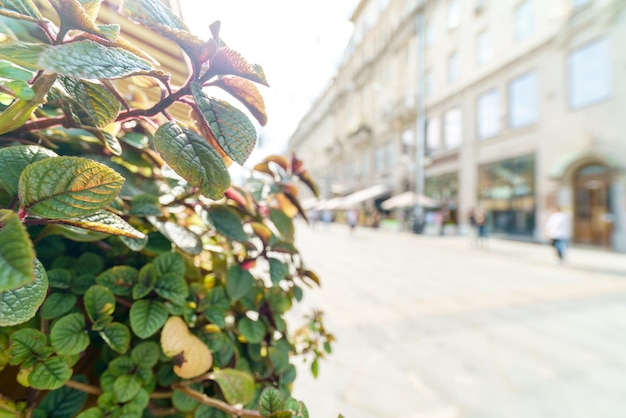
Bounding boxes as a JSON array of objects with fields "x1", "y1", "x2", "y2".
[
  {"x1": 64, "y1": 379, "x2": 102, "y2": 395},
  {"x1": 172, "y1": 384, "x2": 261, "y2": 418}
]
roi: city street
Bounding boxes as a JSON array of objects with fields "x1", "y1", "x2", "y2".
[{"x1": 288, "y1": 221, "x2": 626, "y2": 418}]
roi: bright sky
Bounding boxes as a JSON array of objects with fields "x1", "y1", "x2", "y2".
[{"x1": 179, "y1": 1, "x2": 357, "y2": 174}]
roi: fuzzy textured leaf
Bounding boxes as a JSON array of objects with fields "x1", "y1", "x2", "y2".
[
  {"x1": 0, "y1": 37, "x2": 48, "y2": 69},
  {"x1": 99, "y1": 322, "x2": 130, "y2": 354},
  {"x1": 259, "y1": 387, "x2": 286, "y2": 417},
  {"x1": 96, "y1": 266, "x2": 137, "y2": 296},
  {"x1": 18, "y1": 157, "x2": 124, "y2": 219},
  {"x1": 130, "y1": 341, "x2": 160, "y2": 369},
  {"x1": 153, "y1": 252, "x2": 186, "y2": 276},
  {"x1": 154, "y1": 122, "x2": 230, "y2": 200},
  {"x1": 207, "y1": 206, "x2": 249, "y2": 243},
  {"x1": 154, "y1": 272, "x2": 188, "y2": 305},
  {"x1": 0, "y1": 146, "x2": 57, "y2": 195},
  {"x1": 120, "y1": 0, "x2": 188, "y2": 32},
  {"x1": 113, "y1": 374, "x2": 142, "y2": 403},
  {"x1": 0, "y1": 0, "x2": 43, "y2": 19},
  {"x1": 191, "y1": 83, "x2": 257, "y2": 165},
  {"x1": 61, "y1": 78, "x2": 120, "y2": 127},
  {"x1": 210, "y1": 47, "x2": 269, "y2": 86},
  {"x1": 33, "y1": 375, "x2": 89, "y2": 418},
  {"x1": 210, "y1": 369, "x2": 255, "y2": 406},
  {"x1": 129, "y1": 299, "x2": 168, "y2": 339},
  {"x1": 155, "y1": 220, "x2": 203, "y2": 255},
  {"x1": 84, "y1": 284, "x2": 115, "y2": 323},
  {"x1": 52, "y1": 210, "x2": 146, "y2": 239},
  {"x1": 40, "y1": 292, "x2": 77, "y2": 320},
  {"x1": 50, "y1": 312, "x2": 89, "y2": 356},
  {"x1": 9, "y1": 328, "x2": 46, "y2": 365},
  {"x1": 0, "y1": 259, "x2": 47, "y2": 326},
  {"x1": 29, "y1": 356, "x2": 72, "y2": 390},
  {"x1": 0, "y1": 209, "x2": 35, "y2": 291},
  {"x1": 214, "y1": 76, "x2": 267, "y2": 126}
]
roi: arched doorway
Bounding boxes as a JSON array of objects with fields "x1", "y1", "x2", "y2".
[{"x1": 573, "y1": 164, "x2": 612, "y2": 246}]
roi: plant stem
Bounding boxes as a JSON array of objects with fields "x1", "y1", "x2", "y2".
[
  {"x1": 172, "y1": 384, "x2": 261, "y2": 418},
  {"x1": 64, "y1": 380, "x2": 102, "y2": 395}
]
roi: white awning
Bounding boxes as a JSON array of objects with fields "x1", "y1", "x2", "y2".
[
  {"x1": 338, "y1": 184, "x2": 391, "y2": 209},
  {"x1": 381, "y1": 191, "x2": 440, "y2": 210}
]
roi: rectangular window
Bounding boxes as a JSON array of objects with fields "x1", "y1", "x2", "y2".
[
  {"x1": 514, "y1": 0, "x2": 534, "y2": 42},
  {"x1": 375, "y1": 146, "x2": 384, "y2": 172},
  {"x1": 448, "y1": 52, "x2": 459, "y2": 83},
  {"x1": 567, "y1": 37, "x2": 611, "y2": 109},
  {"x1": 386, "y1": 141, "x2": 394, "y2": 168},
  {"x1": 361, "y1": 152, "x2": 369, "y2": 176},
  {"x1": 425, "y1": 19, "x2": 435, "y2": 47},
  {"x1": 443, "y1": 107, "x2": 462, "y2": 149},
  {"x1": 447, "y1": 0, "x2": 461, "y2": 29},
  {"x1": 477, "y1": 89, "x2": 500, "y2": 139},
  {"x1": 476, "y1": 29, "x2": 492, "y2": 66},
  {"x1": 425, "y1": 117, "x2": 441, "y2": 155},
  {"x1": 509, "y1": 71, "x2": 537, "y2": 128}
]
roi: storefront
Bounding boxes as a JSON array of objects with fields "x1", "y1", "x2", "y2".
[
  {"x1": 425, "y1": 172, "x2": 459, "y2": 225},
  {"x1": 478, "y1": 155, "x2": 536, "y2": 237}
]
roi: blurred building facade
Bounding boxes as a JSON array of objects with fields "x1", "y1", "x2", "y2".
[{"x1": 288, "y1": 0, "x2": 626, "y2": 252}]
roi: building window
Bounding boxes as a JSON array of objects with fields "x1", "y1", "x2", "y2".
[
  {"x1": 477, "y1": 89, "x2": 500, "y2": 139},
  {"x1": 567, "y1": 37, "x2": 611, "y2": 109},
  {"x1": 443, "y1": 107, "x2": 462, "y2": 149},
  {"x1": 425, "y1": 19, "x2": 435, "y2": 47},
  {"x1": 514, "y1": 0, "x2": 534, "y2": 42},
  {"x1": 509, "y1": 71, "x2": 537, "y2": 128},
  {"x1": 386, "y1": 141, "x2": 394, "y2": 168},
  {"x1": 476, "y1": 29, "x2": 492, "y2": 66},
  {"x1": 425, "y1": 172, "x2": 459, "y2": 224},
  {"x1": 361, "y1": 152, "x2": 370, "y2": 176},
  {"x1": 375, "y1": 146, "x2": 384, "y2": 172},
  {"x1": 447, "y1": 0, "x2": 461, "y2": 29},
  {"x1": 425, "y1": 117, "x2": 441, "y2": 155},
  {"x1": 448, "y1": 51, "x2": 459, "y2": 83},
  {"x1": 425, "y1": 70, "x2": 433, "y2": 98}
]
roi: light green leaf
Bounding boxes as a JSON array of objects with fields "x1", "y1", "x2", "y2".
[
  {"x1": 268, "y1": 412, "x2": 293, "y2": 418},
  {"x1": 130, "y1": 341, "x2": 160, "y2": 369},
  {"x1": 191, "y1": 83, "x2": 257, "y2": 165},
  {"x1": 84, "y1": 284, "x2": 115, "y2": 323},
  {"x1": 153, "y1": 252, "x2": 186, "y2": 276},
  {"x1": 106, "y1": 356, "x2": 134, "y2": 377},
  {"x1": 269, "y1": 208, "x2": 294, "y2": 243},
  {"x1": 154, "y1": 122, "x2": 230, "y2": 200},
  {"x1": 113, "y1": 374, "x2": 141, "y2": 403},
  {"x1": 29, "y1": 356, "x2": 72, "y2": 390},
  {"x1": 7, "y1": 79, "x2": 34, "y2": 99},
  {"x1": 52, "y1": 210, "x2": 145, "y2": 239},
  {"x1": 207, "y1": 206, "x2": 248, "y2": 243},
  {"x1": 40, "y1": 292, "x2": 77, "y2": 320},
  {"x1": 120, "y1": 234, "x2": 148, "y2": 252},
  {"x1": 0, "y1": 0, "x2": 43, "y2": 19},
  {"x1": 61, "y1": 78, "x2": 120, "y2": 127},
  {"x1": 237, "y1": 317, "x2": 266, "y2": 344},
  {"x1": 18, "y1": 156, "x2": 125, "y2": 219},
  {"x1": 50, "y1": 312, "x2": 89, "y2": 356},
  {"x1": 0, "y1": 72, "x2": 56, "y2": 135},
  {"x1": 0, "y1": 258, "x2": 47, "y2": 326},
  {"x1": 120, "y1": 0, "x2": 188, "y2": 31},
  {"x1": 34, "y1": 375, "x2": 89, "y2": 418},
  {"x1": 37, "y1": 40, "x2": 154, "y2": 80},
  {"x1": 269, "y1": 258, "x2": 288, "y2": 285},
  {"x1": 225, "y1": 265, "x2": 255, "y2": 302},
  {"x1": 210, "y1": 369, "x2": 255, "y2": 406},
  {"x1": 9, "y1": 328, "x2": 46, "y2": 365},
  {"x1": 0, "y1": 209, "x2": 35, "y2": 291},
  {"x1": 99, "y1": 322, "x2": 130, "y2": 354},
  {"x1": 129, "y1": 299, "x2": 168, "y2": 339},
  {"x1": 95, "y1": 266, "x2": 137, "y2": 297},
  {"x1": 0, "y1": 145, "x2": 58, "y2": 196},
  {"x1": 0, "y1": 37, "x2": 48, "y2": 69},
  {"x1": 129, "y1": 193, "x2": 161, "y2": 216},
  {"x1": 0, "y1": 64, "x2": 33, "y2": 81},
  {"x1": 155, "y1": 220, "x2": 203, "y2": 255},
  {"x1": 259, "y1": 387, "x2": 285, "y2": 417},
  {"x1": 285, "y1": 398, "x2": 309, "y2": 418},
  {"x1": 154, "y1": 272, "x2": 188, "y2": 305},
  {"x1": 75, "y1": 407, "x2": 104, "y2": 418}
]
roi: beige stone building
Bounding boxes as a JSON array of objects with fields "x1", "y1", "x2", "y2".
[{"x1": 289, "y1": 0, "x2": 626, "y2": 251}]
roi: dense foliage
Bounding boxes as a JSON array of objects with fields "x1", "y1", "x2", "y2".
[{"x1": 0, "y1": 1, "x2": 332, "y2": 417}]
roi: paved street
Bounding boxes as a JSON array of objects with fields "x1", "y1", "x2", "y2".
[{"x1": 287, "y1": 221, "x2": 626, "y2": 418}]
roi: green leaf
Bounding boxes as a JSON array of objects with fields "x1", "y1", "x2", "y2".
[
  {"x1": 75, "y1": 407, "x2": 104, "y2": 418},
  {"x1": 154, "y1": 272, "x2": 188, "y2": 305},
  {"x1": 237, "y1": 317, "x2": 266, "y2": 344},
  {"x1": 268, "y1": 412, "x2": 293, "y2": 418},
  {"x1": 61, "y1": 78, "x2": 120, "y2": 127},
  {"x1": 129, "y1": 299, "x2": 168, "y2": 339},
  {"x1": 18, "y1": 156, "x2": 125, "y2": 219},
  {"x1": 225, "y1": 265, "x2": 255, "y2": 302},
  {"x1": 0, "y1": 0, "x2": 44, "y2": 19},
  {"x1": 120, "y1": 234, "x2": 148, "y2": 252},
  {"x1": 50, "y1": 210, "x2": 145, "y2": 239},
  {"x1": 84, "y1": 285, "x2": 115, "y2": 323},
  {"x1": 269, "y1": 208, "x2": 294, "y2": 243},
  {"x1": 40, "y1": 292, "x2": 77, "y2": 320},
  {"x1": 34, "y1": 375, "x2": 89, "y2": 418},
  {"x1": 0, "y1": 209, "x2": 35, "y2": 291},
  {"x1": 0, "y1": 38, "x2": 47, "y2": 69},
  {"x1": 153, "y1": 252, "x2": 186, "y2": 276},
  {"x1": 0, "y1": 258, "x2": 47, "y2": 326},
  {"x1": 268, "y1": 258, "x2": 288, "y2": 285},
  {"x1": 47, "y1": 269, "x2": 73, "y2": 289},
  {"x1": 29, "y1": 356, "x2": 72, "y2": 390},
  {"x1": 191, "y1": 83, "x2": 257, "y2": 165},
  {"x1": 210, "y1": 369, "x2": 255, "y2": 406},
  {"x1": 172, "y1": 383, "x2": 202, "y2": 412},
  {"x1": 50, "y1": 312, "x2": 89, "y2": 356},
  {"x1": 207, "y1": 206, "x2": 248, "y2": 243},
  {"x1": 0, "y1": 145, "x2": 57, "y2": 196},
  {"x1": 7, "y1": 79, "x2": 34, "y2": 100},
  {"x1": 132, "y1": 263, "x2": 155, "y2": 299},
  {"x1": 9, "y1": 328, "x2": 46, "y2": 365},
  {"x1": 113, "y1": 374, "x2": 142, "y2": 403},
  {"x1": 75, "y1": 252, "x2": 104, "y2": 276},
  {"x1": 107, "y1": 356, "x2": 134, "y2": 377},
  {"x1": 96, "y1": 266, "x2": 137, "y2": 296},
  {"x1": 130, "y1": 341, "x2": 160, "y2": 369},
  {"x1": 285, "y1": 398, "x2": 308, "y2": 418},
  {"x1": 0, "y1": 64, "x2": 34, "y2": 81},
  {"x1": 310, "y1": 358, "x2": 319, "y2": 378},
  {"x1": 38, "y1": 40, "x2": 154, "y2": 80},
  {"x1": 120, "y1": 0, "x2": 188, "y2": 32},
  {"x1": 155, "y1": 220, "x2": 203, "y2": 255},
  {"x1": 129, "y1": 193, "x2": 161, "y2": 216},
  {"x1": 154, "y1": 122, "x2": 230, "y2": 200},
  {"x1": 99, "y1": 322, "x2": 130, "y2": 354}
]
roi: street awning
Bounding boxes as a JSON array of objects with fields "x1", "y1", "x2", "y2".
[
  {"x1": 381, "y1": 191, "x2": 440, "y2": 210},
  {"x1": 338, "y1": 184, "x2": 391, "y2": 209}
]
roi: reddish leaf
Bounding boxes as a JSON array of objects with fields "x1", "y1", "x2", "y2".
[
  {"x1": 275, "y1": 193, "x2": 299, "y2": 219},
  {"x1": 214, "y1": 77, "x2": 268, "y2": 126},
  {"x1": 249, "y1": 222, "x2": 272, "y2": 247},
  {"x1": 211, "y1": 47, "x2": 269, "y2": 86}
]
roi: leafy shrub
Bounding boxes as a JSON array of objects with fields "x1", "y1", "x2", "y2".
[{"x1": 0, "y1": 1, "x2": 332, "y2": 417}]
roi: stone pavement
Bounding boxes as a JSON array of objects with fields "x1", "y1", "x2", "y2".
[{"x1": 287, "y1": 221, "x2": 626, "y2": 418}]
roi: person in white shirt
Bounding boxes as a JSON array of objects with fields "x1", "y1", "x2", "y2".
[{"x1": 545, "y1": 206, "x2": 571, "y2": 262}]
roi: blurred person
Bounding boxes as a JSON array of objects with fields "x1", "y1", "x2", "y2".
[
  {"x1": 545, "y1": 206, "x2": 571, "y2": 263},
  {"x1": 473, "y1": 207, "x2": 488, "y2": 248},
  {"x1": 346, "y1": 208, "x2": 358, "y2": 233}
]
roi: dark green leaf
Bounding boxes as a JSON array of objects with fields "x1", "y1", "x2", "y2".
[
  {"x1": 34, "y1": 375, "x2": 89, "y2": 418},
  {"x1": 154, "y1": 272, "x2": 188, "y2": 305},
  {"x1": 0, "y1": 209, "x2": 35, "y2": 291},
  {"x1": 60, "y1": 78, "x2": 120, "y2": 128},
  {"x1": 113, "y1": 374, "x2": 142, "y2": 403},
  {"x1": 9, "y1": 328, "x2": 46, "y2": 365},
  {"x1": 99, "y1": 322, "x2": 130, "y2": 354},
  {"x1": 225, "y1": 265, "x2": 255, "y2": 302},
  {"x1": 75, "y1": 252, "x2": 104, "y2": 276},
  {"x1": 0, "y1": 145, "x2": 58, "y2": 196},
  {"x1": 132, "y1": 263, "x2": 156, "y2": 300},
  {"x1": 210, "y1": 369, "x2": 255, "y2": 406},
  {"x1": 0, "y1": 258, "x2": 47, "y2": 326},
  {"x1": 75, "y1": 407, "x2": 105, "y2": 418},
  {"x1": 172, "y1": 383, "x2": 202, "y2": 412},
  {"x1": 153, "y1": 252, "x2": 186, "y2": 276},
  {"x1": 96, "y1": 266, "x2": 137, "y2": 296},
  {"x1": 18, "y1": 156, "x2": 125, "y2": 219},
  {"x1": 40, "y1": 292, "x2": 77, "y2": 320},
  {"x1": 107, "y1": 356, "x2": 134, "y2": 377},
  {"x1": 129, "y1": 299, "x2": 168, "y2": 339},
  {"x1": 50, "y1": 313, "x2": 89, "y2": 356},
  {"x1": 237, "y1": 317, "x2": 265, "y2": 344},
  {"x1": 191, "y1": 83, "x2": 256, "y2": 165},
  {"x1": 268, "y1": 412, "x2": 293, "y2": 418},
  {"x1": 269, "y1": 208, "x2": 294, "y2": 243},
  {"x1": 47, "y1": 269, "x2": 72, "y2": 289},
  {"x1": 84, "y1": 284, "x2": 115, "y2": 323},
  {"x1": 154, "y1": 122, "x2": 230, "y2": 200},
  {"x1": 259, "y1": 387, "x2": 286, "y2": 417},
  {"x1": 207, "y1": 206, "x2": 248, "y2": 243},
  {"x1": 129, "y1": 193, "x2": 161, "y2": 216},
  {"x1": 130, "y1": 341, "x2": 160, "y2": 369},
  {"x1": 29, "y1": 356, "x2": 72, "y2": 390},
  {"x1": 269, "y1": 258, "x2": 288, "y2": 285}
]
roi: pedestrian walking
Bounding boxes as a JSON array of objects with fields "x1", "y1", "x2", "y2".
[
  {"x1": 473, "y1": 207, "x2": 488, "y2": 248},
  {"x1": 346, "y1": 209, "x2": 358, "y2": 233},
  {"x1": 545, "y1": 206, "x2": 571, "y2": 262}
]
